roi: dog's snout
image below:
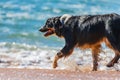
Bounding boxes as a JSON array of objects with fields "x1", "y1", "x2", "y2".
[
  {"x1": 39, "y1": 28, "x2": 43, "y2": 32},
  {"x1": 39, "y1": 27, "x2": 49, "y2": 32}
]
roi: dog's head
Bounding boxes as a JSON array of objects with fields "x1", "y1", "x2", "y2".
[
  {"x1": 39, "y1": 14, "x2": 72, "y2": 37},
  {"x1": 39, "y1": 17, "x2": 63, "y2": 37}
]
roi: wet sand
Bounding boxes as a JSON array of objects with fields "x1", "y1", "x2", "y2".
[{"x1": 0, "y1": 68, "x2": 120, "y2": 80}]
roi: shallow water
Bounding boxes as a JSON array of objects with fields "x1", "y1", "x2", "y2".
[
  {"x1": 0, "y1": 0, "x2": 120, "y2": 70},
  {"x1": 0, "y1": 42, "x2": 120, "y2": 71}
]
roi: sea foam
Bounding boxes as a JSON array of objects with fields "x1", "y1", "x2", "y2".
[{"x1": 0, "y1": 42, "x2": 120, "y2": 71}]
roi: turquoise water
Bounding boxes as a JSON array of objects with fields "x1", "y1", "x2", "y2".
[
  {"x1": 1, "y1": 0, "x2": 120, "y2": 48},
  {"x1": 0, "y1": 0, "x2": 120, "y2": 70}
]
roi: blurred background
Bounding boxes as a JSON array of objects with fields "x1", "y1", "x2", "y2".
[
  {"x1": 0, "y1": 0, "x2": 120, "y2": 70},
  {"x1": 1, "y1": 0, "x2": 120, "y2": 48}
]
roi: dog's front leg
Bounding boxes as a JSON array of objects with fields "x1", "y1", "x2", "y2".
[
  {"x1": 52, "y1": 44, "x2": 74, "y2": 68},
  {"x1": 53, "y1": 51, "x2": 64, "y2": 68},
  {"x1": 53, "y1": 31, "x2": 76, "y2": 68}
]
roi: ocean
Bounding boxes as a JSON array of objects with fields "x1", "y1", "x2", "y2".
[{"x1": 0, "y1": 0, "x2": 120, "y2": 71}]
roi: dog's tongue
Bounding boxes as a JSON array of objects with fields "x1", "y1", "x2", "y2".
[{"x1": 44, "y1": 30, "x2": 54, "y2": 37}]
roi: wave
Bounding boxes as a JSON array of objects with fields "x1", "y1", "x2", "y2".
[
  {"x1": 0, "y1": 42, "x2": 120, "y2": 71},
  {"x1": 0, "y1": 42, "x2": 58, "y2": 68}
]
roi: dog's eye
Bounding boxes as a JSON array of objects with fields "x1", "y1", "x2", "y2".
[{"x1": 48, "y1": 23, "x2": 53, "y2": 27}]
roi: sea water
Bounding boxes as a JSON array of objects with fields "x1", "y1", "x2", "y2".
[{"x1": 0, "y1": 0, "x2": 120, "y2": 71}]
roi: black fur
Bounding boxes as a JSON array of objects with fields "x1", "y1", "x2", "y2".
[{"x1": 39, "y1": 13, "x2": 120, "y2": 71}]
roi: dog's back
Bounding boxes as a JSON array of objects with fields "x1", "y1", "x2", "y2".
[{"x1": 62, "y1": 13, "x2": 120, "y2": 49}]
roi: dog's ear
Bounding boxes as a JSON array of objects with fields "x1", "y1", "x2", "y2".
[
  {"x1": 54, "y1": 18, "x2": 63, "y2": 29},
  {"x1": 53, "y1": 18, "x2": 63, "y2": 37},
  {"x1": 54, "y1": 18, "x2": 61, "y2": 24}
]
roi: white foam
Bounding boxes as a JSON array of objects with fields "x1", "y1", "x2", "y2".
[
  {"x1": 20, "y1": 5, "x2": 35, "y2": 11},
  {"x1": 53, "y1": 8, "x2": 61, "y2": 13},
  {"x1": 21, "y1": 32, "x2": 29, "y2": 36},
  {"x1": 0, "y1": 42, "x2": 120, "y2": 71},
  {"x1": 6, "y1": 12, "x2": 30, "y2": 19},
  {"x1": 90, "y1": 6, "x2": 102, "y2": 14},
  {"x1": 70, "y1": 4, "x2": 85, "y2": 9},
  {"x1": 1, "y1": 1, "x2": 34, "y2": 12},
  {"x1": 42, "y1": 6, "x2": 50, "y2": 10},
  {"x1": 2, "y1": 2, "x2": 19, "y2": 9}
]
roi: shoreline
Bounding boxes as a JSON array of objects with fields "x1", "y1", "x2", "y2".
[{"x1": 0, "y1": 68, "x2": 120, "y2": 80}]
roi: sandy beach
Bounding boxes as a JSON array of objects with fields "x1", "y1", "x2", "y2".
[{"x1": 0, "y1": 68, "x2": 120, "y2": 80}]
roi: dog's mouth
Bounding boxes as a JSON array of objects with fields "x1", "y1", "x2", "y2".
[
  {"x1": 39, "y1": 28, "x2": 55, "y2": 37},
  {"x1": 44, "y1": 29, "x2": 55, "y2": 37}
]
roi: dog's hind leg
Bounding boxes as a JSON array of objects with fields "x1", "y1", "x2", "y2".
[
  {"x1": 105, "y1": 35, "x2": 120, "y2": 67},
  {"x1": 106, "y1": 47, "x2": 120, "y2": 67},
  {"x1": 105, "y1": 36, "x2": 120, "y2": 67},
  {"x1": 105, "y1": 20, "x2": 120, "y2": 67},
  {"x1": 107, "y1": 50, "x2": 120, "y2": 67},
  {"x1": 91, "y1": 45, "x2": 101, "y2": 71},
  {"x1": 105, "y1": 38, "x2": 120, "y2": 67}
]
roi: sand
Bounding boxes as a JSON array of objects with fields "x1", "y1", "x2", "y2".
[{"x1": 0, "y1": 68, "x2": 120, "y2": 80}]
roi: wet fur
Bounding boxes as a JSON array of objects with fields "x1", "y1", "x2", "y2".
[{"x1": 40, "y1": 13, "x2": 120, "y2": 71}]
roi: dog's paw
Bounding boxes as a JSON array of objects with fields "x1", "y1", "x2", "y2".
[
  {"x1": 107, "y1": 62, "x2": 114, "y2": 67},
  {"x1": 52, "y1": 62, "x2": 58, "y2": 68},
  {"x1": 92, "y1": 67, "x2": 97, "y2": 71}
]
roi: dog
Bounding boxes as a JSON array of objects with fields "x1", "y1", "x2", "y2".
[{"x1": 39, "y1": 13, "x2": 120, "y2": 71}]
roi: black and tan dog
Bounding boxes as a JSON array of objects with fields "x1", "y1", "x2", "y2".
[{"x1": 39, "y1": 13, "x2": 120, "y2": 71}]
